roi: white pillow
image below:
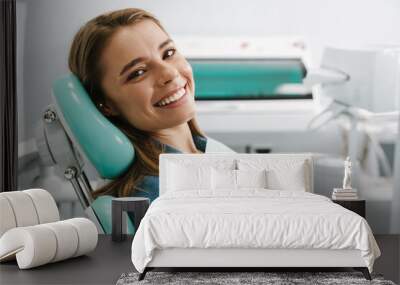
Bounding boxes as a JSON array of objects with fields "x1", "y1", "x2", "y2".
[
  {"x1": 211, "y1": 168, "x2": 237, "y2": 190},
  {"x1": 211, "y1": 168, "x2": 268, "y2": 190},
  {"x1": 167, "y1": 162, "x2": 212, "y2": 191},
  {"x1": 237, "y1": 158, "x2": 310, "y2": 192},
  {"x1": 267, "y1": 166, "x2": 306, "y2": 191},
  {"x1": 236, "y1": 169, "x2": 268, "y2": 189}
]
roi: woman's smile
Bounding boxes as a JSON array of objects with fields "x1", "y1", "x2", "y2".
[{"x1": 154, "y1": 83, "x2": 189, "y2": 109}]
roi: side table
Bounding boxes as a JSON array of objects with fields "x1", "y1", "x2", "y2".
[
  {"x1": 112, "y1": 197, "x2": 149, "y2": 242},
  {"x1": 332, "y1": 199, "x2": 366, "y2": 218}
]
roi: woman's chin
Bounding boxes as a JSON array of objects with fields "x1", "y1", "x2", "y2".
[{"x1": 161, "y1": 111, "x2": 196, "y2": 129}]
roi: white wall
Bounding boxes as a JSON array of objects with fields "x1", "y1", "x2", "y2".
[{"x1": 17, "y1": 0, "x2": 400, "y2": 142}]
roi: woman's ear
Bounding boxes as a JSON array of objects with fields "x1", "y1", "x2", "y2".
[{"x1": 98, "y1": 101, "x2": 119, "y2": 117}]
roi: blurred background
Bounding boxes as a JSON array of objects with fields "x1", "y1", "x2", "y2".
[{"x1": 15, "y1": 0, "x2": 400, "y2": 235}]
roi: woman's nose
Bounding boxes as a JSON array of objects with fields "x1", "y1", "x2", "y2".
[{"x1": 156, "y1": 62, "x2": 179, "y2": 86}]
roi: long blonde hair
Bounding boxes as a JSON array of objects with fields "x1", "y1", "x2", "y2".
[{"x1": 68, "y1": 8, "x2": 206, "y2": 198}]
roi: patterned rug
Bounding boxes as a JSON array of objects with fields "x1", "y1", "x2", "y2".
[{"x1": 116, "y1": 271, "x2": 396, "y2": 285}]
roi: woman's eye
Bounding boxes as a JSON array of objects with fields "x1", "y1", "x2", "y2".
[
  {"x1": 163, "y1": 48, "x2": 176, "y2": 59},
  {"x1": 127, "y1": 69, "x2": 146, "y2": 80}
]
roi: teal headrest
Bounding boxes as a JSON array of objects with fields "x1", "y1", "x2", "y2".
[{"x1": 52, "y1": 74, "x2": 135, "y2": 179}]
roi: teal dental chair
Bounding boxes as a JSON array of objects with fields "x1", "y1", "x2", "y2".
[{"x1": 41, "y1": 74, "x2": 135, "y2": 234}]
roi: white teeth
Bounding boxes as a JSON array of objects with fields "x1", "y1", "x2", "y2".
[{"x1": 156, "y1": 87, "x2": 186, "y2": 107}]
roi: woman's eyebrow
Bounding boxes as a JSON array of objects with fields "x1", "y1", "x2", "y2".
[
  {"x1": 119, "y1": 38, "x2": 173, "y2": 76},
  {"x1": 159, "y1": 38, "x2": 172, "y2": 50}
]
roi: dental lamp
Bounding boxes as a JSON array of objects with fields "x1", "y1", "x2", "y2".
[{"x1": 304, "y1": 45, "x2": 400, "y2": 234}]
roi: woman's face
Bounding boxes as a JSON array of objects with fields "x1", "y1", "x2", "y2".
[{"x1": 99, "y1": 20, "x2": 196, "y2": 132}]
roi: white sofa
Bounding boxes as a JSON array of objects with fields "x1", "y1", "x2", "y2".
[{"x1": 0, "y1": 189, "x2": 98, "y2": 269}]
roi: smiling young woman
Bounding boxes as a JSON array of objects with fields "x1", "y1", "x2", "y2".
[{"x1": 68, "y1": 8, "x2": 210, "y2": 199}]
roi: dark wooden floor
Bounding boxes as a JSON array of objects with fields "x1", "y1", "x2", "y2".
[{"x1": 373, "y1": 235, "x2": 400, "y2": 284}]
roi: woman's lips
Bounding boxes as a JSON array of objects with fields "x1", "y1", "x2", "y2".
[{"x1": 155, "y1": 84, "x2": 189, "y2": 109}]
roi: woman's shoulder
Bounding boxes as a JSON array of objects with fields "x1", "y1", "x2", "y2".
[{"x1": 130, "y1": 175, "x2": 159, "y2": 202}]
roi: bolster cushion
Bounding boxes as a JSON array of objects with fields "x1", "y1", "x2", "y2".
[
  {"x1": 0, "y1": 218, "x2": 98, "y2": 269},
  {"x1": 0, "y1": 189, "x2": 60, "y2": 237}
]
